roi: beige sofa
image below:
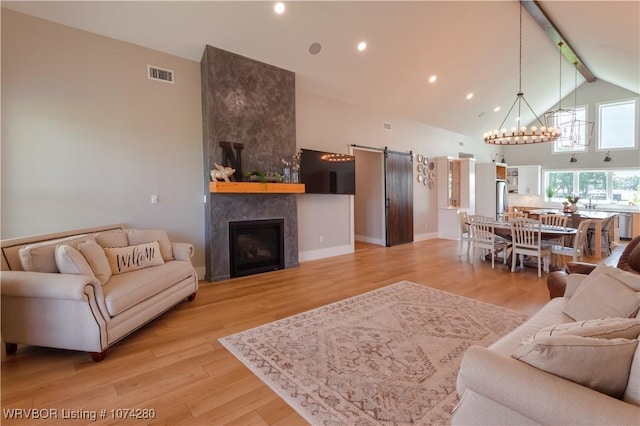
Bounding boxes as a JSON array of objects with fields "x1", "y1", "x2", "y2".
[
  {"x1": 452, "y1": 265, "x2": 640, "y2": 425},
  {"x1": 1, "y1": 224, "x2": 198, "y2": 361}
]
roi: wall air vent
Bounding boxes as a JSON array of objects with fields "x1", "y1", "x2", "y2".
[
  {"x1": 147, "y1": 65, "x2": 174, "y2": 84},
  {"x1": 383, "y1": 122, "x2": 392, "y2": 131}
]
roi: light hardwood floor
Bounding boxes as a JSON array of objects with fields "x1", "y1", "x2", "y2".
[{"x1": 1, "y1": 238, "x2": 623, "y2": 425}]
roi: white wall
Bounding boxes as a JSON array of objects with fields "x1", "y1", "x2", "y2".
[
  {"x1": 2, "y1": 10, "x2": 501, "y2": 271},
  {"x1": 295, "y1": 90, "x2": 499, "y2": 257},
  {"x1": 1, "y1": 10, "x2": 205, "y2": 272},
  {"x1": 503, "y1": 80, "x2": 639, "y2": 169}
]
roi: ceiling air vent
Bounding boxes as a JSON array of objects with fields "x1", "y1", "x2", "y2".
[
  {"x1": 383, "y1": 122, "x2": 392, "y2": 131},
  {"x1": 147, "y1": 65, "x2": 174, "y2": 84}
]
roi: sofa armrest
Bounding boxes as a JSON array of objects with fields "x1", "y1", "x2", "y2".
[
  {"x1": 172, "y1": 242, "x2": 194, "y2": 261},
  {"x1": 456, "y1": 346, "x2": 640, "y2": 425},
  {"x1": 1, "y1": 271, "x2": 103, "y2": 301},
  {"x1": 566, "y1": 261, "x2": 597, "y2": 275}
]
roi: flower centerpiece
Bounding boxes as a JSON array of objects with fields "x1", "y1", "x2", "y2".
[{"x1": 566, "y1": 194, "x2": 580, "y2": 212}]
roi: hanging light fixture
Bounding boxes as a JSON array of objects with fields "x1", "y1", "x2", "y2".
[
  {"x1": 544, "y1": 42, "x2": 576, "y2": 144},
  {"x1": 604, "y1": 151, "x2": 612, "y2": 162},
  {"x1": 565, "y1": 63, "x2": 594, "y2": 148},
  {"x1": 484, "y1": 4, "x2": 560, "y2": 145},
  {"x1": 569, "y1": 153, "x2": 578, "y2": 163}
]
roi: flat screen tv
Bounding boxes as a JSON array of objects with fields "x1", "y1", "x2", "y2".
[{"x1": 300, "y1": 149, "x2": 356, "y2": 195}]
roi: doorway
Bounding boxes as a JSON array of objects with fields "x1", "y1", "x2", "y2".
[{"x1": 353, "y1": 147, "x2": 414, "y2": 247}]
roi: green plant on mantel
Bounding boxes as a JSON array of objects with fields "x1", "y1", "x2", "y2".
[{"x1": 244, "y1": 171, "x2": 266, "y2": 182}]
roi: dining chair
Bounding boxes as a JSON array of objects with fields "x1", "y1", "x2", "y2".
[
  {"x1": 550, "y1": 219, "x2": 591, "y2": 268},
  {"x1": 457, "y1": 209, "x2": 472, "y2": 257},
  {"x1": 587, "y1": 216, "x2": 615, "y2": 257},
  {"x1": 468, "y1": 215, "x2": 512, "y2": 269},
  {"x1": 510, "y1": 218, "x2": 552, "y2": 278},
  {"x1": 505, "y1": 209, "x2": 527, "y2": 221},
  {"x1": 540, "y1": 213, "x2": 569, "y2": 245}
]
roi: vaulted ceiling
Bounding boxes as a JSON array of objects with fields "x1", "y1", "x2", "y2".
[{"x1": 3, "y1": 1, "x2": 639, "y2": 140}]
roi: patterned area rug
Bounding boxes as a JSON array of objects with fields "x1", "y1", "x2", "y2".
[{"x1": 220, "y1": 281, "x2": 528, "y2": 425}]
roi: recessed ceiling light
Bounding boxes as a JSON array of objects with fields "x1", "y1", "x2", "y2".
[
  {"x1": 357, "y1": 41, "x2": 367, "y2": 52},
  {"x1": 494, "y1": 106, "x2": 501, "y2": 112},
  {"x1": 274, "y1": 2, "x2": 285, "y2": 14},
  {"x1": 428, "y1": 75, "x2": 437, "y2": 83},
  {"x1": 466, "y1": 93, "x2": 474, "y2": 100}
]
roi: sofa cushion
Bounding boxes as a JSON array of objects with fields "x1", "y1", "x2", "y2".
[
  {"x1": 623, "y1": 346, "x2": 640, "y2": 406},
  {"x1": 95, "y1": 229, "x2": 129, "y2": 248},
  {"x1": 78, "y1": 239, "x2": 112, "y2": 285},
  {"x1": 127, "y1": 229, "x2": 174, "y2": 261},
  {"x1": 564, "y1": 265, "x2": 640, "y2": 321},
  {"x1": 526, "y1": 318, "x2": 640, "y2": 342},
  {"x1": 55, "y1": 245, "x2": 95, "y2": 277},
  {"x1": 18, "y1": 234, "x2": 92, "y2": 273},
  {"x1": 512, "y1": 335, "x2": 639, "y2": 398},
  {"x1": 489, "y1": 297, "x2": 574, "y2": 356},
  {"x1": 104, "y1": 241, "x2": 164, "y2": 275},
  {"x1": 102, "y1": 260, "x2": 194, "y2": 316}
]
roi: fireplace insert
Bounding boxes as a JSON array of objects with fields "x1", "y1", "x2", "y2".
[{"x1": 229, "y1": 219, "x2": 284, "y2": 278}]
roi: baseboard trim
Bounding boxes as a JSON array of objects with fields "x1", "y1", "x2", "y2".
[
  {"x1": 355, "y1": 235, "x2": 385, "y2": 246},
  {"x1": 414, "y1": 232, "x2": 439, "y2": 241},
  {"x1": 299, "y1": 244, "x2": 354, "y2": 262}
]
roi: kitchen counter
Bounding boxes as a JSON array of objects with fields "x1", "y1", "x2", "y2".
[{"x1": 527, "y1": 209, "x2": 618, "y2": 220}]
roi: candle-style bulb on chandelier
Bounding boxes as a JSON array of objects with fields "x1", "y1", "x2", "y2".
[{"x1": 483, "y1": 4, "x2": 560, "y2": 145}]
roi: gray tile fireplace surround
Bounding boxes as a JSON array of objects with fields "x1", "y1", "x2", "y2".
[
  {"x1": 206, "y1": 193, "x2": 298, "y2": 282},
  {"x1": 201, "y1": 45, "x2": 298, "y2": 282}
]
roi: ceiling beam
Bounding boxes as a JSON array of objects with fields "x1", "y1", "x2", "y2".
[{"x1": 521, "y1": 0, "x2": 596, "y2": 83}]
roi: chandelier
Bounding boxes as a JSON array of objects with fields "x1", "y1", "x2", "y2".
[
  {"x1": 553, "y1": 62, "x2": 594, "y2": 149},
  {"x1": 484, "y1": 4, "x2": 560, "y2": 145},
  {"x1": 544, "y1": 41, "x2": 576, "y2": 145}
]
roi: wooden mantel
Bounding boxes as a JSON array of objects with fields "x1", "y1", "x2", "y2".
[{"x1": 209, "y1": 181, "x2": 305, "y2": 194}]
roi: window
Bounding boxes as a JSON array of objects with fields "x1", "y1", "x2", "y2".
[
  {"x1": 545, "y1": 168, "x2": 640, "y2": 205},
  {"x1": 578, "y1": 171, "x2": 607, "y2": 200},
  {"x1": 612, "y1": 170, "x2": 640, "y2": 204},
  {"x1": 553, "y1": 106, "x2": 588, "y2": 153},
  {"x1": 546, "y1": 171, "x2": 574, "y2": 199},
  {"x1": 598, "y1": 99, "x2": 638, "y2": 150}
]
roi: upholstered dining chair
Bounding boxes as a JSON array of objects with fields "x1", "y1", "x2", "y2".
[
  {"x1": 550, "y1": 219, "x2": 591, "y2": 268},
  {"x1": 457, "y1": 209, "x2": 472, "y2": 258},
  {"x1": 510, "y1": 218, "x2": 552, "y2": 278},
  {"x1": 468, "y1": 215, "x2": 512, "y2": 269}
]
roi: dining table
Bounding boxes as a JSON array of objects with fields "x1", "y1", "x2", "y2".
[
  {"x1": 528, "y1": 209, "x2": 618, "y2": 259},
  {"x1": 466, "y1": 219, "x2": 577, "y2": 271}
]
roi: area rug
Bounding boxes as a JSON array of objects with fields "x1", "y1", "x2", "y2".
[{"x1": 219, "y1": 281, "x2": 528, "y2": 425}]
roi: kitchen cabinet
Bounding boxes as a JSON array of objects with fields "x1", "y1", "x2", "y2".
[{"x1": 507, "y1": 165, "x2": 541, "y2": 195}]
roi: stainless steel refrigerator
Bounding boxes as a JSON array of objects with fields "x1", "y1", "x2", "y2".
[{"x1": 496, "y1": 180, "x2": 509, "y2": 221}]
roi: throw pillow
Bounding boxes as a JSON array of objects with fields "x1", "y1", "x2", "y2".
[
  {"x1": 525, "y1": 318, "x2": 640, "y2": 343},
  {"x1": 54, "y1": 245, "x2": 95, "y2": 277},
  {"x1": 19, "y1": 234, "x2": 92, "y2": 273},
  {"x1": 95, "y1": 229, "x2": 129, "y2": 248},
  {"x1": 512, "y1": 335, "x2": 639, "y2": 398},
  {"x1": 78, "y1": 239, "x2": 112, "y2": 285},
  {"x1": 104, "y1": 241, "x2": 164, "y2": 275},
  {"x1": 127, "y1": 229, "x2": 174, "y2": 261},
  {"x1": 564, "y1": 264, "x2": 640, "y2": 321}
]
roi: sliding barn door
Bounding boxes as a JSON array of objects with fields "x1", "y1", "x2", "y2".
[{"x1": 384, "y1": 149, "x2": 413, "y2": 246}]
